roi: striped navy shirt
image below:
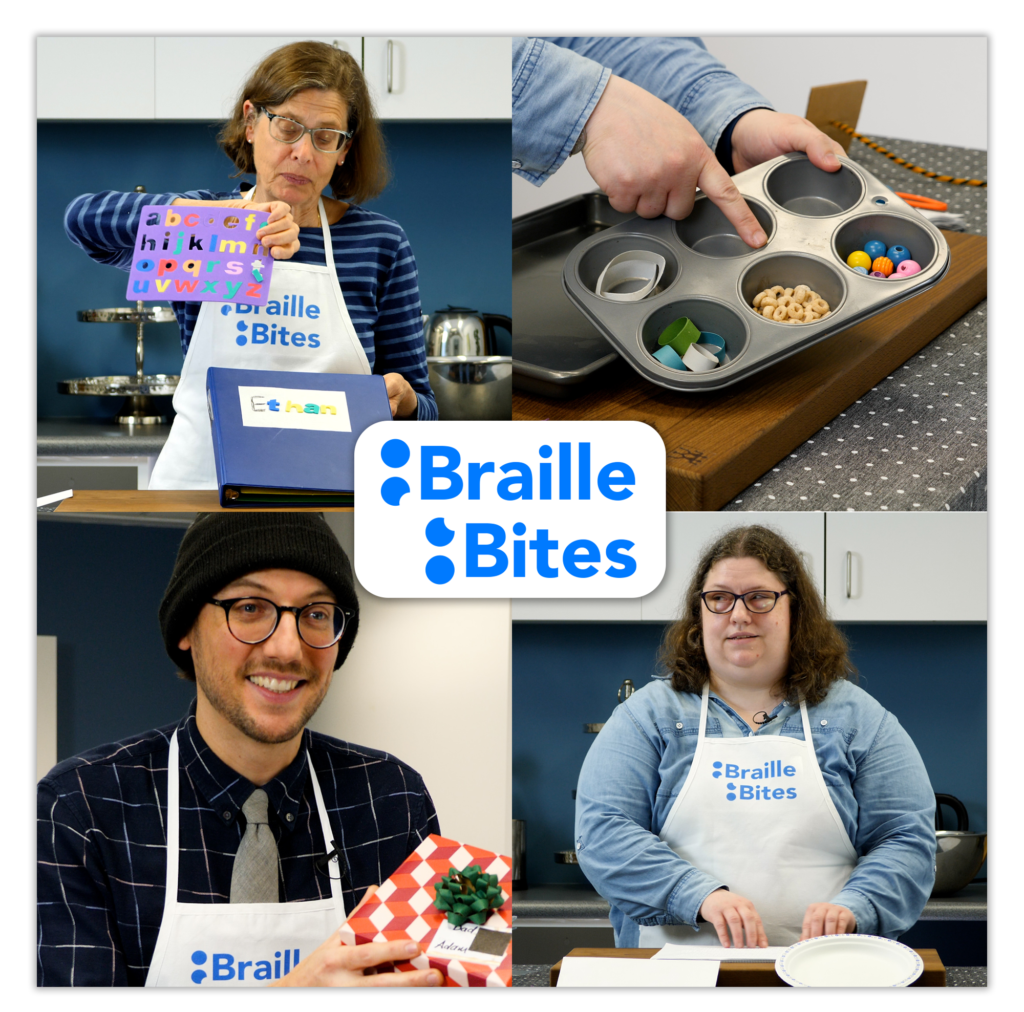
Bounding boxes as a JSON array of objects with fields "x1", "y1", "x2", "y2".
[
  {"x1": 37, "y1": 704, "x2": 439, "y2": 986},
  {"x1": 64, "y1": 189, "x2": 437, "y2": 420}
]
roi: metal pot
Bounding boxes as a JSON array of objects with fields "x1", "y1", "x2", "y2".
[
  {"x1": 426, "y1": 356, "x2": 512, "y2": 421},
  {"x1": 424, "y1": 306, "x2": 511, "y2": 357},
  {"x1": 932, "y1": 793, "x2": 986, "y2": 897}
]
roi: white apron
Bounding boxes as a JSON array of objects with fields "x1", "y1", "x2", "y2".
[
  {"x1": 149, "y1": 192, "x2": 371, "y2": 489},
  {"x1": 146, "y1": 730, "x2": 347, "y2": 986},
  {"x1": 638, "y1": 685, "x2": 857, "y2": 947}
]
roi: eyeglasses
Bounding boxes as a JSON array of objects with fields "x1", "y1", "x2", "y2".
[
  {"x1": 209, "y1": 597, "x2": 350, "y2": 649},
  {"x1": 258, "y1": 107, "x2": 353, "y2": 153},
  {"x1": 700, "y1": 590, "x2": 790, "y2": 615}
]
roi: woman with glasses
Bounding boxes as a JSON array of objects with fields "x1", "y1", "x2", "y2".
[
  {"x1": 575, "y1": 525, "x2": 935, "y2": 950},
  {"x1": 64, "y1": 40, "x2": 436, "y2": 490}
]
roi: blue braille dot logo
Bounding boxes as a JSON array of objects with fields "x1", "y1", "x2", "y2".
[
  {"x1": 425, "y1": 518, "x2": 456, "y2": 583},
  {"x1": 235, "y1": 320, "x2": 248, "y2": 346},
  {"x1": 712, "y1": 761, "x2": 723, "y2": 779},
  {"x1": 726, "y1": 792, "x2": 737, "y2": 801},
  {"x1": 220, "y1": 305, "x2": 231, "y2": 316},
  {"x1": 380, "y1": 440, "x2": 411, "y2": 505},
  {"x1": 426, "y1": 556, "x2": 455, "y2": 585},
  {"x1": 381, "y1": 438, "x2": 411, "y2": 469},
  {"x1": 381, "y1": 476, "x2": 410, "y2": 506},
  {"x1": 191, "y1": 950, "x2": 207, "y2": 984},
  {"x1": 426, "y1": 518, "x2": 455, "y2": 547}
]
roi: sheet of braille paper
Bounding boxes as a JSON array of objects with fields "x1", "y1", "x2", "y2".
[
  {"x1": 556, "y1": 957, "x2": 720, "y2": 987},
  {"x1": 724, "y1": 137, "x2": 986, "y2": 512}
]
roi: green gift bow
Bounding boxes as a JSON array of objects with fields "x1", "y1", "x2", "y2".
[{"x1": 433, "y1": 865, "x2": 507, "y2": 926}]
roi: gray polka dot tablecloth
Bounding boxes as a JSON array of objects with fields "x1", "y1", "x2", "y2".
[{"x1": 724, "y1": 137, "x2": 986, "y2": 512}]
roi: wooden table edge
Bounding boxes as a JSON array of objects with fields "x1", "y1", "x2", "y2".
[{"x1": 547, "y1": 947, "x2": 945, "y2": 987}]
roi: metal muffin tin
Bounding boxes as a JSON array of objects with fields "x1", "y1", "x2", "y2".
[{"x1": 561, "y1": 153, "x2": 951, "y2": 392}]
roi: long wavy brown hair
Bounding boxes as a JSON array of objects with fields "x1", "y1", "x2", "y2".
[
  {"x1": 658, "y1": 525, "x2": 855, "y2": 705},
  {"x1": 218, "y1": 41, "x2": 390, "y2": 205}
]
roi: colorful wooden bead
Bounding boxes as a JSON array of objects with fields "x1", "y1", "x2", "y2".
[
  {"x1": 853, "y1": 266, "x2": 869, "y2": 275},
  {"x1": 870, "y1": 271, "x2": 887, "y2": 278},
  {"x1": 887, "y1": 245, "x2": 911, "y2": 267},
  {"x1": 871, "y1": 256, "x2": 894, "y2": 277},
  {"x1": 895, "y1": 259, "x2": 922, "y2": 277},
  {"x1": 846, "y1": 250, "x2": 872, "y2": 270},
  {"x1": 864, "y1": 239, "x2": 887, "y2": 260}
]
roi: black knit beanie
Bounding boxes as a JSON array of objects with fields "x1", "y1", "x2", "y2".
[{"x1": 159, "y1": 513, "x2": 359, "y2": 679}]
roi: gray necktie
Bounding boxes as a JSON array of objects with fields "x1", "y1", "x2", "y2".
[{"x1": 229, "y1": 789, "x2": 279, "y2": 903}]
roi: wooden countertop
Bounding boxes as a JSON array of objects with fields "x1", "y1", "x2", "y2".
[
  {"x1": 514, "y1": 231, "x2": 986, "y2": 510},
  {"x1": 49, "y1": 490, "x2": 352, "y2": 512}
]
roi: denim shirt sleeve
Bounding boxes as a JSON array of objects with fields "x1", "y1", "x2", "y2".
[
  {"x1": 513, "y1": 37, "x2": 773, "y2": 186},
  {"x1": 512, "y1": 37, "x2": 611, "y2": 184},
  {"x1": 825, "y1": 705, "x2": 936, "y2": 937},
  {"x1": 574, "y1": 690, "x2": 725, "y2": 939}
]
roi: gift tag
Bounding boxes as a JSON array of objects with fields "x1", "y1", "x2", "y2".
[{"x1": 425, "y1": 918, "x2": 511, "y2": 967}]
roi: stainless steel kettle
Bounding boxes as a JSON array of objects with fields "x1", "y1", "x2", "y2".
[{"x1": 424, "y1": 306, "x2": 511, "y2": 357}]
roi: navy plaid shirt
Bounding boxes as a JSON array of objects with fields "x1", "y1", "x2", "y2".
[{"x1": 37, "y1": 704, "x2": 439, "y2": 986}]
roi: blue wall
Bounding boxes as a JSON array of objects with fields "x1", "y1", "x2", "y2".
[
  {"x1": 512, "y1": 621, "x2": 987, "y2": 888},
  {"x1": 37, "y1": 520, "x2": 196, "y2": 761},
  {"x1": 37, "y1": 120, "x2": 510, "y2": 418}
]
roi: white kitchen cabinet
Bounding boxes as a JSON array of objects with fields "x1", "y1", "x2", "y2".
[
  {"x1": 824, "y1": 513, "x2": 987, "y2": 623},
  {"x1": 512, "y1": 514, "x2": 823, "y2": 624},
  {"x1": 38, "y1": 37, "x2": 155, "y2": 119},
  {"x1": 511, "y1": 597, "x2": 641, "y2": 622},
  {"x1": 362, "y1": 37, "x2": 510, "y2": 119},
  {"x1": 153, "y1": 38, "x2": 361, "y2": 120},
  {"x1": 640, "y1": 513, "x2": 826, "y2": 622}
]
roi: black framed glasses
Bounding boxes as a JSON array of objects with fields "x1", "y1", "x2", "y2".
[
  {"x1": 258, "y1": 107, "x2": 353, "y2": 152},
  {"x1": 700, "y1": 590, "x2": 790, "y2": 615},
  {"x1": 209, "y1": 597, "x2": 350, "y2": 648}
]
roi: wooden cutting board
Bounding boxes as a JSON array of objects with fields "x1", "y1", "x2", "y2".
[
  {"x1": 50, "y1": 490, "x2": 352, "y2": 512},
  {"x1": 548, "y1": 947, "x2": 947, "y2": 987},
  {"x1": 513, "y1": 231, "x2": 986, "y2": 511}
]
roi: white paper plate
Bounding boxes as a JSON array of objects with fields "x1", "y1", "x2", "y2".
[{"x1": 775, "y1": 934, "x2": 924, "y2": 987}]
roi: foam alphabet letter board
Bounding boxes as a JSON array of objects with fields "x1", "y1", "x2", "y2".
[{"x1": 127, "y1": 204, "x2": 273, "y2": 306}]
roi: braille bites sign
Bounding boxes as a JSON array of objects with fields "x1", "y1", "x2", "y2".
[{"x1": 127, "y1": 204, "x2": 273, "y2": 306}]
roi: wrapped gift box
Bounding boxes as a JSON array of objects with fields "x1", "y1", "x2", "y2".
[{"x1": 339, "y1": 834, "x2": 512, "y2": 987}]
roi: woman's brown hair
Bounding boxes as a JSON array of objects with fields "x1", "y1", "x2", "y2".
[
  {"x1": 658, "y1": 525, "x2": 855, "y2": 705},
  {"x1": 219, "y1": 41, "x2": 390, "y2": 205}
]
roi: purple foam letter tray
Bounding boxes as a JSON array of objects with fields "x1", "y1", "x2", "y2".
[{"x1": 126, "y1": 204, "x2": 274, "y2": 306}]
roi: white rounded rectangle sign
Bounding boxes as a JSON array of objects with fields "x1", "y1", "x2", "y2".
[{"x1": 354, "y1": 421, "x2": 666, "y2": 598}]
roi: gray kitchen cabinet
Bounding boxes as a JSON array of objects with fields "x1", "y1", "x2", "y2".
[
  {"x1": 362, "y1": 37, "x2": 511, "y2": 119},
  {"x1": 38, "y1": 37, "x2": 156, "y2": 119},
  {"x1": 825, "y1": 513, "x2": 987, "y2": 623}
]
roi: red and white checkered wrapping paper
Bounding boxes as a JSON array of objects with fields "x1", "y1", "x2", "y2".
[{"x1": 338, "y1": 834, "x2": 512, "y2": 987}]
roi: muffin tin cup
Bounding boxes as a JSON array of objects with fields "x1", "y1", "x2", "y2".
[
  {"x1": 833, "y1": 212, "x2": 939, "y2": 282},
  {"x1": 676, "y1": 197, "x2": 775, "y2": 258},
  {"x1": 561, "y1": 152, "x2": 951, "y2": 392}
]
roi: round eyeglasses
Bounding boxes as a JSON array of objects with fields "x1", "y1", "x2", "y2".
[
  {"x1": 258, "y1": 107, "x2": 352, "y2": 153},
  {"x1": 700, "y1": 590, "x2": 790, "y2": 615},
  {"x1": 209, "y1": 597, "x2": 349, "y2": 649}
]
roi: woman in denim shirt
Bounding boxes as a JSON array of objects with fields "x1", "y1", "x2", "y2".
[{"x1": 575, "y1": 525, "x2": 935, "y2": 949}]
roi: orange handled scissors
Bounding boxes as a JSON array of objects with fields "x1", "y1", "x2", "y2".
[{"x1": 895, "y1": 192, "x2": 949, "y2": 212}]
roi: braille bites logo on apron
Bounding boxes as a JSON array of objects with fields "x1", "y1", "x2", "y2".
[
  {"x1": 710, "y1": 757, "x2": 803, "y2": 802},
  {"x1": 189, "y1": 946, "x2": 301, "y2": 984}
]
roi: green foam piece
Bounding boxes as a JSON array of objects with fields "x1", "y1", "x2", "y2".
[{"x1": 657, "y1": 316, "x2": 701, "y2": 357}]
